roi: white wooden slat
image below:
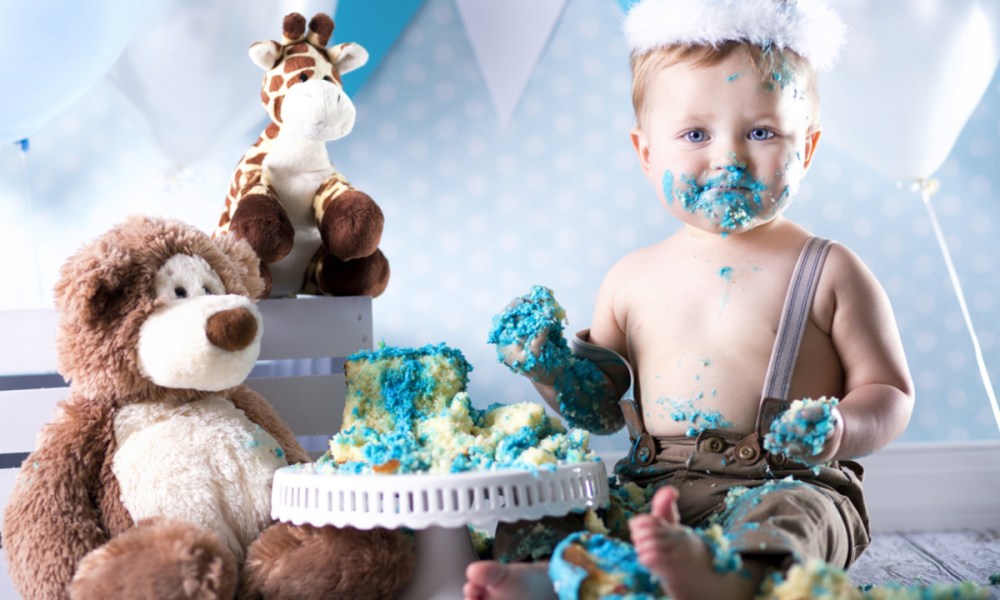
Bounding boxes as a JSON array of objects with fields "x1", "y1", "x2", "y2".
[
  {"x1": 247, "y1": 374, "x2": 346, "y2": 438},
  {"x1": 0, "y1": 388, "x2": 64, "y2": 454},
  {"x1": 0, "y1": 548, "x2": 14, "y2": 600},
  {"x1": 0, "y1": 377, "x2": 347, "y2": 456},
  {"x1": 857, "y1": 441, "x2": 1000, "y2": 531},
  {"x1": 257, "y1": 296, "x2": 371, "y2": 360},
  {"x1": 0, "y1": 309, "x2": 57, "y2": 376},
  {"x1": 0, "y1": 296, "x2": 371, "y2": 378}
]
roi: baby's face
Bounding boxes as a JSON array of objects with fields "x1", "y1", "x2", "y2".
[{"x1": 633, "y1": 51, "x2": 819, "y2": 236}]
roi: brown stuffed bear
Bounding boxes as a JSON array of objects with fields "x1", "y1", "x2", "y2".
[
  {"x1": 2, "y1": 215, "x2": 413, "y2": 599},
  {"x1": 214, "y1": 12, "x2": 390, "y2": 300}
]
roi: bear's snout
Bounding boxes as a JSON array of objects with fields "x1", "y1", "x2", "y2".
[{"x1": 206, "y1": 307, "x2": 259, "y2": 352}]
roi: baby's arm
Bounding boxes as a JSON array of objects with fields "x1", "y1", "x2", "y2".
[
  {"x1": 488, "y1": 286, "x2": 623, "y2": 434},
  {"x1": 815, "y1": 245, "x2": 914, "y2": 461}
]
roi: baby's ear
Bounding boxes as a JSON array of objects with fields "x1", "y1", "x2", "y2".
[
  {"x1": 631, "y1": 127, "x2": 653, "y2": 177},
  {"x1": 802, "y1": 129, "x2": 823, "y2": 172}
]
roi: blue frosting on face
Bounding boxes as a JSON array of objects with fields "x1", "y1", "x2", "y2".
[
  {"x1": 674, "y1": 165, "x2": 768, "y2": 231},
  {"x1": 661, "y1": 169, "x2": 675, "y2": 204},
  {"x1": 661, "y1": 160, "x2": 770, "y2": 233}
]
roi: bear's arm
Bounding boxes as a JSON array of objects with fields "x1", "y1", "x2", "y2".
[
  {"x1": 3, "y1": 395, "x2": 113, "y2": 600},
  {"x1": 225, "y1": 385, "x2": 310, "y2": 464}
]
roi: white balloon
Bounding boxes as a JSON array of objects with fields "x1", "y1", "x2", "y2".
[
  {"x1": 822, "y1": 0, "x2": 1000, "y2": 182},
  {"x1": 0, "y1": 1, "x2": 145, "y2": 143},
  {"x1": 109, "y1": 0, "x2": 289, "y2": 166}
]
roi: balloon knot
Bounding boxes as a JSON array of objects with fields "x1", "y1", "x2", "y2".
[{"x1": 907, "y1": 178, "x2": 940, "y2": 200}]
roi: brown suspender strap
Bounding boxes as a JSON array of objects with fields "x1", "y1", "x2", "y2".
[{"x1": 756, "y1": 237, "x2": 833, "y2": 439}]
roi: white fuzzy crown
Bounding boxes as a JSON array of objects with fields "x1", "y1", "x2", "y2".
[{"x1": 623, "y1": 0, "x2": 846, "y2": 71}]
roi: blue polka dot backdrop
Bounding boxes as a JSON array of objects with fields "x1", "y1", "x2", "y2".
[{"x1": 1, "y1": 0, "x2": 997, "y2": 450}]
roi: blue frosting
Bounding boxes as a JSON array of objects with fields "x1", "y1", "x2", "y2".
[
  {"x1": 487, "y1": 285, "x2": 570, "y2": 376},
  {"x1": 549, "y1": 532, "x2": 662, "y2": 600},
  {"x1": 490, "y1": 286, "x2": 622, "y2": 435},
  {"x1": 661, "y1": 164, "x2": 768, "y2": 232},
  {"x1": 763, "y1": 398, "x2": 839, "y2": 461}
]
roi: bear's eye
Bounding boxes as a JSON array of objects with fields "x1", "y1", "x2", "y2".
[
  {"x1": 203, "y1": 286, "x2": 212, "y2": 295},
  {"x1": 174, "y1": 287, "x2": 187, "y2": 298},
  {"x1": 299, "y1": 73, "x2": 309, "y2": 82}
]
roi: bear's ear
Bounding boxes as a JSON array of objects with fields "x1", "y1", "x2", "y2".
[
  {"x1": 55, "y1": 246, "x2": 140, "y2": 327},
  {"x1": 213, "y1": 234, "x2": 266, "y2": 300}
]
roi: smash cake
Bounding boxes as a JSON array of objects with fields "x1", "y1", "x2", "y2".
[{"x1": 314, "y1": 343, "x2": 596, "y2": 474}]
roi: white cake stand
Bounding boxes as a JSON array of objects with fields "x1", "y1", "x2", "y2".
[{"x1": 271, "y1": 460, "x2": 609, "y2": 600}]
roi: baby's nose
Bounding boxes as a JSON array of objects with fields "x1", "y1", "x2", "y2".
[{"x1": 712, "y1": 149, "x2": 747, "y2": 171}]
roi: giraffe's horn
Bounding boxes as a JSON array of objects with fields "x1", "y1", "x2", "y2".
[
  {"x1": 308, "y1": 13, "x2": 334, "y2": 47},
  {"x1": 282, "y1": 13, "x2": 306, "y2": 44}
]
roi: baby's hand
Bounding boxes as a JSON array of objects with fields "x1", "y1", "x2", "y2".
[
  {"x1": 487, "y1": 286, "x2": 572, "y2": 382},
  {"x1": 763, "y1": 397, "x2": 843, "y2": 465}
]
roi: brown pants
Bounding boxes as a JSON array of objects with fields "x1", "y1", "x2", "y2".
[{"x1": 493, "y1": 430, "x2": 870, "y2": 569}]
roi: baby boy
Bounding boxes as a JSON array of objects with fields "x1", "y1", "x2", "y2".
[{"x1": 466, "y1": 1, "x2": 914, "y2": 599}]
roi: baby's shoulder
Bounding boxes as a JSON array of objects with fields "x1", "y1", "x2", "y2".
[
  {"x1": 819, "y1": 241, "x2": 878, "y2": 286},
  {"x1": 604, "y1": 238, "x2": 677, "y2": 279},
  {"x1": 812, "y1": 240, "x2": 888, "y2": 324}
]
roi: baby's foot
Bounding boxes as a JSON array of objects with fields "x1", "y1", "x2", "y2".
[
  {"x1": 463, "y1": 561, "x2": 556, "y2": 600},
  {"x1": 628, "y1": 486, "x2": 762, "y2": 600}
]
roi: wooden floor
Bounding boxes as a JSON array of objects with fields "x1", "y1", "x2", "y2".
[{"x1": 848, "y1": 529, "x2": 1000, "y2": 598}]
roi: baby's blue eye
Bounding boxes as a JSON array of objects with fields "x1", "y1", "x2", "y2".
[
  {"x1": 685, "y1": 130, "x2": 707, "y2": 143},
  {"x1": 749, "y1": 128, "x2": 773, "y2": 141}
]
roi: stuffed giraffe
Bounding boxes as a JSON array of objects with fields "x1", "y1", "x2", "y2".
[{"x1": 216, "y1": 12, "x2": 389, "y2": 299}]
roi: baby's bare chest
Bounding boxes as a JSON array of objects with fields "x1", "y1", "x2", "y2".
[{"x1": 621, "y1": 253, "x2": 838, "y2": 434}]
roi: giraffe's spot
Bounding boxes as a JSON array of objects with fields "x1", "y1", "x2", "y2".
[
  {"x1": 273, "y1": 96, "x2": 283, "y2": 122},
  {"x1": 265, "y1": 123, "x2": 279, "y2": 139},
  {"x1": 269, "y1": 75, "x2": 284, "y2": 92},
  {"x1": 260, "y1": 90, "x2": 269, "y2": 105},
  {"x1": 246, "y1": 153, "x2": 266, "y2": 166},
  {"x1": 286, "y1": 42, "x2": 311, "y2": 56},
  {"x1": 284, "y1": 56, "x2": 316, "y2": 73}
]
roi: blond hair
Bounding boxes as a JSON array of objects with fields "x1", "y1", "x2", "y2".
[{"x1": 630, "y1": 41, "x2": 820, "y2": 131}]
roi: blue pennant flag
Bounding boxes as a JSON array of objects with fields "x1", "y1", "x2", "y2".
[{"x1": 334, "y1": 0, "x2": 428, "y2": 97}]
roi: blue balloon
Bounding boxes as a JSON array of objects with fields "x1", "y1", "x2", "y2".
[{"x1": 0, "y1": 0, "x2": 145, "y2": 142}]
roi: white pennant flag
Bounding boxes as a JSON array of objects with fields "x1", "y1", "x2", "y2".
[{"x1": 456, "y1": 0, "x2": 567, "y2": 126}]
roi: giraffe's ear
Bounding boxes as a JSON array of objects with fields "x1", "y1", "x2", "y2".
[
  {"x1": 249, "y1": 41, "x2": 281, "y2": 70},
  {"x1": 328, "y1": 42, "x2": 368, "y2": 76}
]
